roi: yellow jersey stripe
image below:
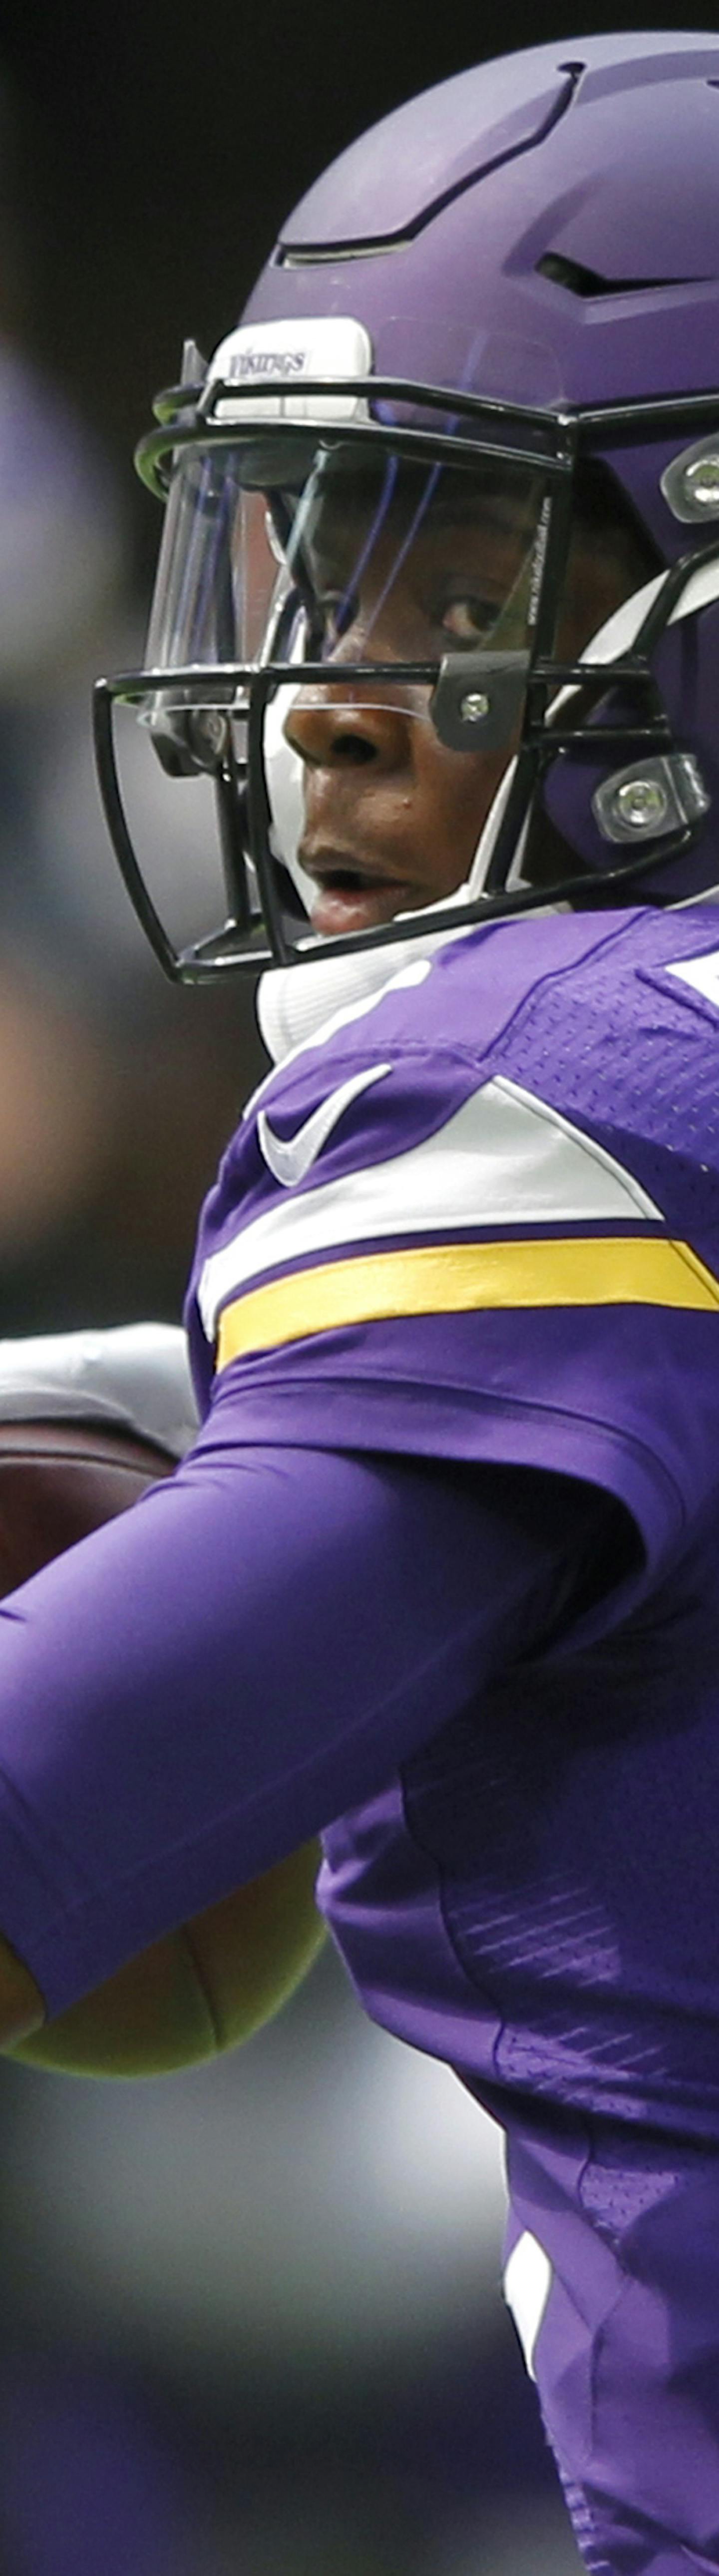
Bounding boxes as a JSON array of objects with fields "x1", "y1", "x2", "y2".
[
  {"x1": 198, "y1": 1075, "x2": 664, "y2": 1339},
  {"x1": 215, "y1": 1234, "x2": 719, "y2": 1370}
]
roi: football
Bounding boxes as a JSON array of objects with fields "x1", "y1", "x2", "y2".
[
  {"x1": 0, "y1": 1419, "x2": 322, "y2": 2076},
  {"x1": 0, "y1": 1416, "x2": 177, "y2": 1592}
]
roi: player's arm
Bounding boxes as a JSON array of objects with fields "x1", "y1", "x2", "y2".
[
  {"x1": 0, "y1": 1319, "x2": 205, "y2": 2058},
  {"x1": 0, "y1": 1327, "x2": 326, "y2": 2070},
  {"x1": 0, "y1": 1424, "x2": 635, "y2": 2049}
]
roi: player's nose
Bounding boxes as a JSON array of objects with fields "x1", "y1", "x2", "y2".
[{"x1": 284, "y1": 685, "x2": 412, "y2": 773}]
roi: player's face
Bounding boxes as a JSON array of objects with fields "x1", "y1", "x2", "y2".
[{"x1": 282, "y1": 471, "x2": 648, "y2": 936}]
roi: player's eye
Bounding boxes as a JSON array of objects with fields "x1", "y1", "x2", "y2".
[{"x1": 438, "y1": 593, "x2": 502, "y2": 645}]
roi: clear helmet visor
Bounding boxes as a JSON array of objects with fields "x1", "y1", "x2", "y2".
[
  {"x1": 145, "y1": 431, "x2": 546, "y2": 670},
  {"x1": 145, "y1": 449, "x2": 291, "y2": 672}
]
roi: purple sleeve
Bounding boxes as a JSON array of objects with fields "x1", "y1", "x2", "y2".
[{"x1": 0, "y1": 1411, "x2": 625, "y2": 2016}]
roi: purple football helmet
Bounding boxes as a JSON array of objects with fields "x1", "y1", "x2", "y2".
[{"x1": 95, "y1": 30, "x2": 719, "y2": 979}]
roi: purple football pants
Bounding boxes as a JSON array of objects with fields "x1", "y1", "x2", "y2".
[{"x1": 503, "y1": 2119, "x2": 719, "y2": 2573}]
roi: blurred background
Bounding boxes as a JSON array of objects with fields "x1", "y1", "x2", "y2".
[{"x1": 0, "y1": 0, "x2": 684, "y2": 2564}]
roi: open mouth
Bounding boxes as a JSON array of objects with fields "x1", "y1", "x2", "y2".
[{"x1": 303, "y1": 852, "x2": 413, "y2": 936}]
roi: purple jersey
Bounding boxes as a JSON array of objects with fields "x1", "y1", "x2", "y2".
[
  {"x1": 191, "y1": 901, "x2": 719, "y2": 2573},
  {"x1": 190, "y1": 907, "x2": 719, "y2": 1553},
  {"x1": 185, "y1": 908, "x2": 719, "y2": 2141},
  {"x1": 0, "y1": 905, "x2": 718, "y2": 2569}
]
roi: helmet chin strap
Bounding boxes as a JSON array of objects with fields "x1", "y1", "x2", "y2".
[{"x1": 258, "y1": 560, "x2": 719, "y2": 1065}]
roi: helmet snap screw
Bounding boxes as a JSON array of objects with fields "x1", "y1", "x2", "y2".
[
  {"x1": 459, "y1": 691, "x2": 491, "y2": 724},
  {"x1": 661, "y1": 441, "x2": 719, "y2": 522},
  {"x1": 613, "y1": 776, "x2": 670, "y2": 833},
  {"x1": 189, "y1": 706, "x2": 229, "y2": 767},
  {"x1": 683, "y1": 455, "x2": 719, "y2": 511}
]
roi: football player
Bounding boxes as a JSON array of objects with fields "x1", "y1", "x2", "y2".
[{"x1": 3, "y1": 31, "x2": 719, "y2": 2568}]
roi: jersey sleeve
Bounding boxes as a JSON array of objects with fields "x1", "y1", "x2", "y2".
[
  {"x1": 0, "y1": 1439, "x2": 615, "y2": 2018},
  {"x1": 187, "y1": 1015, "x2": 719, "y2": 1584}
]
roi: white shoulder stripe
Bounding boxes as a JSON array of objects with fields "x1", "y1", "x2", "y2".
[{"x1": 198, "y1": 1075, "x2": 661, "y2": 1341}]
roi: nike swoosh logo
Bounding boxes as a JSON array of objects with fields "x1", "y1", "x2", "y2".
[
  {"x1": 257, "y1": 1063, "x2": 391, "y2": 1188},
  {"x1": 666, "y1": 948, "x2": 719, "y2": 1007}
]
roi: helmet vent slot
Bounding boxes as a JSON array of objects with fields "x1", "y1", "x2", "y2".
[{"x1": 536, "y1": 252, "x2": 700, "y2": 296}]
